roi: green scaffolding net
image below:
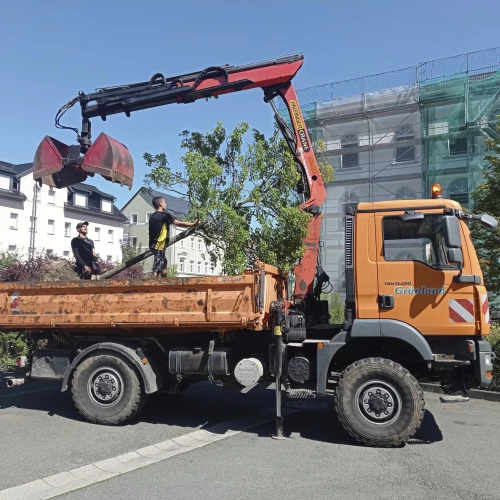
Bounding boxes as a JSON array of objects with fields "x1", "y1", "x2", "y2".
[{"x1": 417, "y1": 50, "x2": 500, "y2": 205}]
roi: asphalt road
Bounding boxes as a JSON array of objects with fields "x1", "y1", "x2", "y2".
[
  {"x1": 1, "y1": 373, "x2": 499, "y2": 500},
  {"x1": 0, "y1": 374, "x2": 275, "y2": 491}
]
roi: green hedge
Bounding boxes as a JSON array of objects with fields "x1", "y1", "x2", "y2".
[{"x1": 488, "y1": 324, "x2": 500, "y2": 391}]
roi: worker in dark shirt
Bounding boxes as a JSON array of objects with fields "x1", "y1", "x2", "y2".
[
  {"x1": 149, "y1": 196, "x2": 199, "y2": 278},
  {"x1": 71, "y1": 221, "x2": 101, "y2": 279}
]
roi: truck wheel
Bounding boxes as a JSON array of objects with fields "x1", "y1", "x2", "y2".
[
  {"x1": 334, "y1": 358, "x2": 424, "y2": 447},
  {"x1": 72, "y1": 353, "x2": 146, "y2": 425}
]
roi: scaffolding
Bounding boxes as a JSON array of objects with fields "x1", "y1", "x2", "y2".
[
  {"x1": 282, "y1": 46, "x2": 500, "y2": 204},
  {"x1": 277, "y1": 47, "x2": 500, "y2": 293}
]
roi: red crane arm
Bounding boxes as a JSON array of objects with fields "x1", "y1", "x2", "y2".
[{"x1": 33, "y1": 53, "x2": 327, "y2": 300}]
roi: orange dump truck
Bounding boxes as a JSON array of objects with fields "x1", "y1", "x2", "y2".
[
  {"x1": 2, "y1": 196, "x2": 497, "y2": 447},
  {"x1": 5, "y1": 54, "x2": 496, "y2": 447}
]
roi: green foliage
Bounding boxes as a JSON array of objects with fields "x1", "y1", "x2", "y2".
[
  {"x1": 321, "y1": 291, "x2": 345, "y2": 324},
  {"x1": 144, "y1": 122, "x2": 311, "y2": 275},
  {"x1": 471, "y1": 117, "x2": 500, "y2": 297},
  {"x1": 488, "y1": 323, "x2": 500, "y2": 391},
  {"x1": 165, "y1": 264, "x2": 178, "y2": 278},
  {"x1": 315, "y1": 139, "x2": 334, "y2": 185},
  {"x1": 0, "y1": 333, "x2": 27, "y2": 369}
]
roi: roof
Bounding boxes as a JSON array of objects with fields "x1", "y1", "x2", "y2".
[
  {"x1": 69, "y1": 183, "x2": 116, "y2": 200},
  {"x1": 148, "y1": 188, "x2": 190, "y2": 218},
  {"x1": 121, "y1": 186, "x2": 190, "y2": 219},
  {"x1": 0, "y1": 187, "x2": 27, "y2": 201}
]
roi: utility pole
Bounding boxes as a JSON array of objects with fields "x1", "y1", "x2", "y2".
[{"x1": 28, "y1": 182, "x2": 41, "y2": 261}]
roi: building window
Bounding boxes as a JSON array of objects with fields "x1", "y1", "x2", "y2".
[
  {"x1": 65, "y1": 222, "x2": 71, "y2": 237},
  {"x1": 341, "y1": 133, "x2": 359, "y2": 168},
  {"x1": 146, "y1": 212, "x2": 153, "y2": 222},
  {"x1": 8, "y1": 245, "x2": 16, "y2": 252},
  {"x1": 395, "y1": 125, "x2": 415, "y2": 162},
  {"x1": 48, "y1": 189, "x2": 55, "y2": 204},
  {"x1": 13, "y1": 179, "x2": 20, "y2": 191},
  {"x1": 46, "y1": 249, "x2": 53, "y2": 256},
  {"x1": 190, "y1": 262, "x2": 194, "y2": 273},
  {"x1": 180, "y1": 238, "x2": 184, "y2": 247},
  {"x1": 0, "y1": 175, "x2": 9, "y2": 190},
  {"x1": 449, "y1": 178, "x2": 469, "y2": 207},
  {"x1": 204, "y1": 263, "x2": 208, "y2": 274},
  {"x1": 197, "y1": 262, "x2": 201, "y2": 273},
  {"x1": 179, "y1": 259, "x2": 185, "y2": 272},
  {"x1": 74, "y1": 193, "x2": 87, "y2": 207},
  {"x1": 95, "y1": 227, "x2": 100, "y2": 241},
  {"x1": 129, "y1": 213, "x2": 138, "y2": 225},
  {"x1": 395, "y1": 187, "x2": 417, "y2": 200},
  {"x1": 198, "y1": 239, "x2": 202, "y2": 250},
  {"x1": 101, "y1": 200, "x2": 113, "y2": 213},
  {"x1": 191, "y1": 238, "x2": 195, "y2": 249},
  {"x1": 211, "y1": 267, "x2": 215, "y2": 275},
  {"x1": 107, "y1": 255, "x2": 112, "y2": 262},
  {"x1": 131, "y1": 237, "x2": 138, "y2": 246},
  {"x1": 449, "y1": 137, "x2": 467, "y2": 156},
  {"x1": 48, "y1": 219, "x2": 55, "y2": 235},
  {"x1": 108, "y1": 230, "x2": 114, "y2": 243},
  {"x1": 63, "y1": 251, "x2": 70, "y2": 257},
  {"x1": 10, "y1": 213, "x2": 18, "y2": 230}
]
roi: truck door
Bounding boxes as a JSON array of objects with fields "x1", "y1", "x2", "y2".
[{"x1": 374, "y1": 211, "x2": 476, "y2": 336}]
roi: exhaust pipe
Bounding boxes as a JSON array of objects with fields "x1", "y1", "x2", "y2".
[{"x1": 6, "y1": 378, "x2": 27, "y2": 388}]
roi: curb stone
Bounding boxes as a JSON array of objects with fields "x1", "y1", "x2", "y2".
[{"x1": 420, "y1": 382, "x2": 500, "y2": 402}]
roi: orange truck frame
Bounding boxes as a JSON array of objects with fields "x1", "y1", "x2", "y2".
[{"x1": 2, "y1": 54, "x2": 497, "y2": 447}]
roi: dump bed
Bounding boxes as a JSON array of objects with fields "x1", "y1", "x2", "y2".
[{"x1": 0, "y1": 263, "x2": 286, "y2": 336}]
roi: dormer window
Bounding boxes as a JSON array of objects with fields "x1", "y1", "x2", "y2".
[
  {"x1": 0, "y1": 175, "x2": 9, "y2": 190},
  {"x1": 74, "y1": 193, "x2": 87, "y2": 207},
  {"x1": 101, "y1": 199, "x2": 113, "y2": 213}
]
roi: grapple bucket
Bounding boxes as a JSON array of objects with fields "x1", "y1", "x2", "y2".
[{"x1": 33, "y1": 133, "x2": 134, "y2": 189}]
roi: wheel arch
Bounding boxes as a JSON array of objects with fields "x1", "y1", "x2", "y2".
[
  {"x1": 61, "y1": 342, "x2": 162, "y2": 395},
  {"x1": 316, "y1": 320, "x2": 433, "y2": 395}
]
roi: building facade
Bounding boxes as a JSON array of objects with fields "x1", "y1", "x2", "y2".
[
  {"x1": 121, "y1": 187, "x2": 223, "y2": 277},
  {"x1": 0, "y1": 161, "x2": 126, "y2": 261},
  {"x1": 286, "y1": 47, "x2": 500, "y2": 294}
]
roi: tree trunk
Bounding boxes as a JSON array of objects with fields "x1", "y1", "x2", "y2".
[{"x1": 98, "y1": 225, "x2": 200, "y2": 280}]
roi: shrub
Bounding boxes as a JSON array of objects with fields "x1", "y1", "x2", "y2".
[
  {"x1": 0, "y1": 332, "x2": 28, "y2": 369},
  {"x1": 321, "y1": 291, "x2": 345, "y2": 324},
  {"x1": 488, "y1": 323, "x2": 500, "y2": 391}
]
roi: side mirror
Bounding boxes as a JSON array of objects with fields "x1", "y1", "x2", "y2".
[
  {"x1": 447, "y1": 248, "x2": 463, "y2": 266},
  {"x1": 400, "y1": 211, "x2": 424, "y2": 222},
  {"x1": 443, "y1": 216, "x2": 461, "y2": 248},
  {"x1": 480, "y1": 214, "x2": 498, "y2": 229}
]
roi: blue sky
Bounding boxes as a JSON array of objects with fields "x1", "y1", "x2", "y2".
[{"x1": 1, "y1": 0, "x2": 499, "y2": 207}]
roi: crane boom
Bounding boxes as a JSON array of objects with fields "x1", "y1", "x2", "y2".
[{"x1": 33, "y1": 53, "x2": 327, "y2": 301}]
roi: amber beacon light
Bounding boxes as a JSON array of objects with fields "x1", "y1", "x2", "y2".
[{"x1": 431, "y1": 184, "x2": 443, "y2": 199}]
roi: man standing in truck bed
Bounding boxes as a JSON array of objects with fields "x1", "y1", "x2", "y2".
[
  {"x1": 149, "y1": 196, "x2": 199, "y2": 278},
  {"x1": 71, "y1": 221, "x2": 101, "y2": 279}
]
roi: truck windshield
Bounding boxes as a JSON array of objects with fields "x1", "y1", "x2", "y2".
[{"x1": 383, "y1": 214, "x2": 460, "y2": 269}]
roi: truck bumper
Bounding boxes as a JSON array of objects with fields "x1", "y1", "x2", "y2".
[{"x1": 475, "y1": 340, "x2": 496, "y2": 387}]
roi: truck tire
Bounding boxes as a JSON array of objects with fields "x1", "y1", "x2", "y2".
[
  {"x1": 72, "y1": 352, "x2": 146, "y2": 425},
  {"x1": 334, "y1": 358, "x2": 424, "y2": 447}
]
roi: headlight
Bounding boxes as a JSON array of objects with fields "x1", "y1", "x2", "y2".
[{"x1": 485, "y1": 353, "x2": 492, "y2": 366}]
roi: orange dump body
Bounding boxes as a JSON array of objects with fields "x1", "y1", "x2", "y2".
[{"x1": 0, "y1": 264, "x2": 286, "y2": 336}]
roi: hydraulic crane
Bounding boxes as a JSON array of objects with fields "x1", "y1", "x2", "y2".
[{"x1": 33, "y1": 54, "x2": 327, "y2": 302}]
